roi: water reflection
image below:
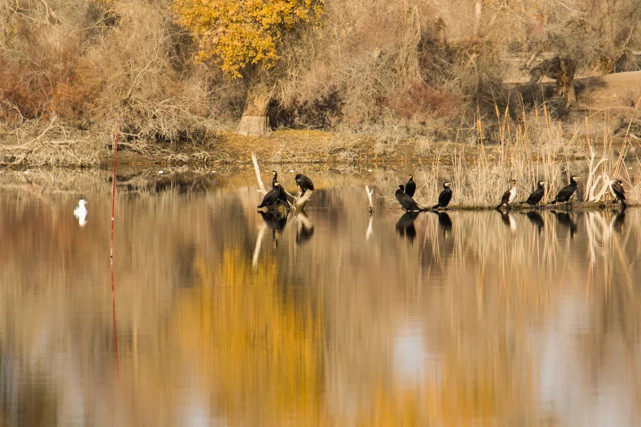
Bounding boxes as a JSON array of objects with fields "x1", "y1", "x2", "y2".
[
  {"x1": 435, "y1": 211, "x2": 452, "y2": 236},
  {"x1": 1, "y1": 173, "x2": 641, "y2": 426},
  {"x1": 526, "y1": 210, "x2": 545, "y2": 233},
  {"x1": 395, "y1": 212, "x2": 418, "y2": 242},
  {"x1": 552, "y1": 209, "x2": 578, "y2": 238}
]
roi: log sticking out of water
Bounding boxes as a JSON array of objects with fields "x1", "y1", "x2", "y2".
[{"x1": 365, "y1": 186, "x2": 374, "y2": 214}]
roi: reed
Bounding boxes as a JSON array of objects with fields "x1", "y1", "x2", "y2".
[{"x1": 404, "y1": 107, "x2": 638, "y2": 209}]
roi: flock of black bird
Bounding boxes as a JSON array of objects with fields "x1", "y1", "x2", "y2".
[
  {"x1": 395, "y1": 174, "x2": 627, "y2": 212},
  {"x1": 254, "y1": 170, "x2": 628, "y2": 245},
  {"x1": 257, "y1": 170, "x2": 315, "y2": 209}
]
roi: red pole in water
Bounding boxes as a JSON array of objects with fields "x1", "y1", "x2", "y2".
[{"x1": 111, "y1": 123, "x2": 120, "y2": 382}]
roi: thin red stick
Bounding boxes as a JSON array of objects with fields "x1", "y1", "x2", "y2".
[
  {"x1": 110, "y1": 122, "x2": 119, "y2": 258},
  {"x1": 110, "y1": 123, "x2": 120, "y2": 382}
]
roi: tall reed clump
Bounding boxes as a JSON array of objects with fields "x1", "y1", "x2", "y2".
[{"x1": 407, "y1": 106, "x2": 639, "y2": 209}]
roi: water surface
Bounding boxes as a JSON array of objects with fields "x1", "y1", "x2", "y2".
[{"x1": 0, "y1": 170, "x2": 640, "y2": 426}]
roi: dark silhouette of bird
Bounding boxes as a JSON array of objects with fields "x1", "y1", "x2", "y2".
[
  {"x1": 610, "y1": 179, "x2": 626, "y2": 207},
  {"x1": 271, "y1": 170, "x2": 278, "y2": 189},
  {"x1": 499, "y1": 210, "x2": 516, "y2": 230},
  {"x1": 257, "y1": 182, "x2": 287, "y2": 209},
  {"x1": 295, "y1": 173, "x2": 315, "y2": 195},
  {"x1": 525, "y1": 181, "x2": 545, "y2": 206},
  {"x1": 552, "y1": 210, "x2": 577, "y2": 239},
  {"x1": 436, "y1": 211, "x2": 452, "y2": 236},
  {"x1": 611, "y1": 207, "x2": 626, "y2": 233},
  {"x1": 395, "y1": 212, "x2": 419, "y2": 242},
  {"x1": 258, "y1": 210, "x2": 288, "y2": 248},
  {"x1": 432, "y1": 181, "x2": 452, "y2": 209},
  {"x1": 395, "y1": 185, "x2": 423, "y2": 212},
  {"x1": 550, "y1": 175, "x2": 578, "y2": 205},
  {"x1": 497, "y1": 179, "x2": 517, "y2": 209},
  {"x1": 404, "y1": 175, "x2": 416, "y2": 197},
  {"x1": 526, "y1": 210, "x2": 544, "y2": 234}
]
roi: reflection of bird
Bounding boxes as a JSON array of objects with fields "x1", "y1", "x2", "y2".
[
  {"x1": 499, "y1": 210, "x2": 516, "y2": 231},
  {"x1": 526, "y1": 210, "x2": 544, "y2": 233},
  {"x1": 404, "y1": 175, "x2": 416, "y2": 197},
  {"x1": 610, "y1": 179, "x2": 626, "y2": 207},
  {"x1": 73, "y1": 199, "x2": 88, "y2": 227},
  {"x1": 550, "y1": 175, "x2": 578, "y2": 205},
  {"x1": 436, "y1": 211, "x2": 452, "y2": 235},
  {"x1": 258, "y1": 182, "x2": 287, "y2": 208},
  {"x1": 395, "y1": 212, "x2": 419, "y2": 241},
  {"x1": 553, "y1": 210, "x2": 577, "y2": 238},
  {"x1": 611, "y1": 207, "x2": 626, "y2": 233},
  {"x1": 258, "y1": 211, "x2": 288, "y2": 248},
  {"x1": 295, "y1": 212, "x2": 315, "y2": 244},
  {"x1": 525, "y1": 181, "x2": 545, "y2": 206},
  {"x1": 432, "y1": 181, "x2": 452, "y2": 209},
  {"x1": 295, "y1": 173, "x2": 315, "y2": 195},
  {"x1": 497, "y1": 179, "x2": 517, "y2": 209},
  {"x1": 395, "y1": 185, "x2": 422, "y2": 212},
  {"x1": 271, "y1": 171, "x2": 278, "y2": 189}
]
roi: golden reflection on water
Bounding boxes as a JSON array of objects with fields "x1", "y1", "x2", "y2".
[{"x1": 0, "y1": 174, "x2": 640, "y2": 426}]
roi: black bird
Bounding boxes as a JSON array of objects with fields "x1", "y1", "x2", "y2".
[
  {"x1": 550, "y1": 175, "x2": 578, "y2": 205},
  {"x1": 525, "y1": 181, "x2": 545, "y2": 206},
  {"x1": 395, "y1": 212, "x2": 419, "y2": 241},
  {"x1": 526, "y1": 210, "x2": 544, "y2": 234},
  {"x1": 271, "y1": 170, "x2": 278, "y2": 189},
  {"x1": 295, "y1": 173, "x2": 315, "y2": 196},
  {"x1": 395, "y1": 185, "x2": 422, "y2": 212},
  {"x1": 497, "y1": 179, "x2": 517, "y2": 210},
  {"x1": 610, "y1": 179, "x2": 626, "y2": 207},
  {"x1": 404, "y1": 175, "x2": 416, "y2": 198},
  {"x1": 257, "y1": 182, "x2": 287, "y2": 208},
  {"x1": 432, "y1": 181, "x2": 452, "y2": 210}
]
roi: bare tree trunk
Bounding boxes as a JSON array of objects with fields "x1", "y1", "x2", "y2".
[{"x1": 237, "y1": 86, "x2": 271, "y2": 136}]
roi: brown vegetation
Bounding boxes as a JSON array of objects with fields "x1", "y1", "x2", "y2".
[{"x1": 0, "y1": 0, "x2": 641, "y2": 167}]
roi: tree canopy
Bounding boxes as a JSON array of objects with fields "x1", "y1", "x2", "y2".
[{"x1": 173, "y1": 0, "x2": 324, "y2": 78}]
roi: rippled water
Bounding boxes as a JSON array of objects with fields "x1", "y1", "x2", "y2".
[{"x1": 0, "y1": 170, "x2": 640, "y2": 426}]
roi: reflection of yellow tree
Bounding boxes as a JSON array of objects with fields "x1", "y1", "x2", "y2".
[{"x1": 174, "y1": 248, "x2": 324, "y2": 425}]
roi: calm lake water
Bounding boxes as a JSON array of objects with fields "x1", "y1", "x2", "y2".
[{"x1": 0, "y1": 169, "x2": 640, "y2": 426}]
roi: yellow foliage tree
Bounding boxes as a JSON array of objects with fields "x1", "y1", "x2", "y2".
[{"x1": 173, "y1": 0, "x2": 323, "y2": 136}]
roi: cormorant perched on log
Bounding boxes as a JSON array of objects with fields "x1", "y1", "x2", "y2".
[
  {"x1": 432, "y1": 181, "x2": 452, "y2": 209},
  {"x1": 295, "y1": 173, "x2": 314, "y2": 195},
  {"x1": 525, "y1": 181, "x2": 545, "y2": 206},
  {"x1": 404, "y1": 175, "x2": 416, "y2": 197},
  {"x1": 497, "y1": 179, "x2": 517, "y2": 209},
  {"x1": 257, "y1": 182, "x2": 287, "y2": 209},
  {"x1": 271, "y1": 171, "x2": 278, "y2": 189},
  {"x1": 550, "y1": 175, "x2": 578, "y2": 205},
  {"x1": 610, "y1": 179, "x2": 626, "y2": 207},
  {"x1": 395, "y1": 185, "x2": 423, "y2": 212}
]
